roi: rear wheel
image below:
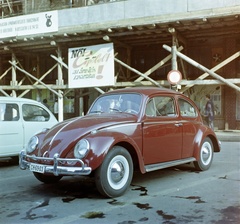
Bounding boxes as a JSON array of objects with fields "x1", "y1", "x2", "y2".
[
  {"x1": 194, "y1": 137, "x2": 213, "y2": 171},
  {"x1": 33, "y1": 172, "x2": 62, "y2": 184},
  {"x1": 95, "y1": 146, "x2": 133, "y2": 198}
]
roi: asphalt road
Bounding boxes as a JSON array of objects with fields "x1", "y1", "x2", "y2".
[{"x1": 0, "y1": 141, "x2": 239, "y2": 224}]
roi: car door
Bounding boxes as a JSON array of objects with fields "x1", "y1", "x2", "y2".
[
  {"x1": 142, "y1": 95, "x2": 183, "y2": 164},
  {"x1": 178, "y1": 97, "x2": 200, "y2": 158},
  {"x1": 22, "y1": 103, "x2": 57, "y2": 149},
  {"x1": 0, "y1": 102, "x2": 24, "y2": 157}
]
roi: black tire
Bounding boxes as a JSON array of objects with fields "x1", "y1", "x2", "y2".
[
  {"x1": 95, "y1": 146, "x2": 133, "y2": 198},
  {"x1": 194, "y1": 137, "x2": 213, "y2": 171},
  {"x1": 33, "y1": 172, "x2": 62, "y2": 184},
  {"x1": 11, "y1": 156, "x2": 19, "y2": 164}
]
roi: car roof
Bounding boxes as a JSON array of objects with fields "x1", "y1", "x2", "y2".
[
  {"x1": 0, "y1": 96, "x2": 42, "y2": 104},
  {"x1": 105, "y1": 87, "x2": 182, "y2": 96}
]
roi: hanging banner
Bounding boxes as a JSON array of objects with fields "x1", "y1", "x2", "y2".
[
  {"x1": 0, "y1": 11, "x2": 58, "y2": 38},
  {"x1": 68, "y1": 43, "x2": 115, "y2": 88}
]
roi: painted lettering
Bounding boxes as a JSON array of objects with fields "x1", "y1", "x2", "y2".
[
  {"x1": 73, "y1": 73, "x2": 95, "y2": 80},
  {"x1": 27, "y1": 18, "x2": 39, "y2": 23},
  {"x1": 70, "y1": 48, "x2": 87, "y2": 58},
  {"x1": 72, "y1": 52, "x2": 111, "y2": 69}
]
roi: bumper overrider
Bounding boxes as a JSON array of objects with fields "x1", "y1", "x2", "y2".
[{"x1": 19, "y1": 150, "x2": 92, "y2": 176}]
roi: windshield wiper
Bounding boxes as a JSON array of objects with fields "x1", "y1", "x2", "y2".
[
  {"x1": 89, "y1": 110, "x2": 103, "y2": 114},
  {"x1": 109, "y1": 108, "x2": 122, "y2": 112}
]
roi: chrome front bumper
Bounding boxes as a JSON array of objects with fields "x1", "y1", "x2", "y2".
[{"x1": 19, "y1": 150, "x2": 92, "y2": 176}]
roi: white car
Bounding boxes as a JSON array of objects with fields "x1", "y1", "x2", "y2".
[{"x1": 0, "y1": 97, "x2": 58, "y2": 160}]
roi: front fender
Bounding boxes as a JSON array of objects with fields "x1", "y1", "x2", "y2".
[{"x1": 84, "y1": 129, "x2": 144, "y2": 172}]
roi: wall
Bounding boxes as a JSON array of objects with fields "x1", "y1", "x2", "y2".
[{"x1": 57, "y1": 0, "x2": 240, "y2": 31}]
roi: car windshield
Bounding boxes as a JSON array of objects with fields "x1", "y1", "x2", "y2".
[{"x1": 89, "y1": 93, "x2": 142, "y2": 115}]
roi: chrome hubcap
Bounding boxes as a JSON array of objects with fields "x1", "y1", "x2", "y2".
[
  {"x1": 110, "y1": 161, "x2": 125, "y2": 183},
  {"x1": 107, "y1": 155, "x2": 129, "y2": 190},
  {"x1": 201, "y1": 142, "x2": 212, "y2": 165}
]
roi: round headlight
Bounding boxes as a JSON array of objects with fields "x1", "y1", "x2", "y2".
[
  {"x1": 74, "y1": 139, "x2": 90, "y2": 159},
  {"x1": 27, "y1": 136, "x2": 39, "y2": 153}
]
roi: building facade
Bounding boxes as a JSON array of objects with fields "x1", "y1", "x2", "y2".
[{"x1": 0, "y1": 0, "x2": 240, "y2": 129}]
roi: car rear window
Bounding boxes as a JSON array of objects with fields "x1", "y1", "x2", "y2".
[{"x1": 178, "y1": 98, "x2": 197, "y2": 117}]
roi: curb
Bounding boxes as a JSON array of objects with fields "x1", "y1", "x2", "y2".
[{"x1": 215, "y1": 131, "x2": 240, "y2": 142}]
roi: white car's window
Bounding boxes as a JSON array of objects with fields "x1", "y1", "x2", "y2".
[
  {"x1": 179, "y1": 98, "x2": 197, "y2": 117},
  {"x1": 89, "y1": 93, "x2": 141, "y2": 114},
  {"x1": 146, "y1": 96, "x2": 176, "y2": 117},
  {"x1": 0, "y1": 103, "x2": 19, "y2": 121},
  {"x1": 22, "y1": 104, "x2": 50, "y2": 122}
]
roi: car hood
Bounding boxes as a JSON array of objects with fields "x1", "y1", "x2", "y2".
[{"x1": 38, "y1": 113, "x2": 138, "y2": 157}]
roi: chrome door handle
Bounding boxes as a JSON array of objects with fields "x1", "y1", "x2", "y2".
[{"x1": 175, "y1": 123, "x2": 183, "y2": 127}]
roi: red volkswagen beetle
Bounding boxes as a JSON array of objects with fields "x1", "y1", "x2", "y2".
[{"x1": 19, "y1": 87, "x2": 221, "y2": 197}]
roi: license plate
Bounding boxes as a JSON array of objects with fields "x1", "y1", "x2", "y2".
[{"x1": 30, "y1": 163, "x2": 45, "y2": 173}]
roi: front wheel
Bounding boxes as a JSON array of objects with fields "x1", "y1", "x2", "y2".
[
  {"x1": 95, "y1": 146, "x2": 133, "y2": 198},
  {"x1": 33, "y1": 172, "x2": 62, "y2": 184},
  {"x1": 194, "y1": 137, "x2": 213, "y2": 171}
]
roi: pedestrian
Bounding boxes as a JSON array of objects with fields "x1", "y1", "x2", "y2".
[
  {"x1": 204, "y1": 94, "x2": 215, "y2": 130},
  {"x1": 42, "y1": 99, "x2": 49, "y2": 109}
]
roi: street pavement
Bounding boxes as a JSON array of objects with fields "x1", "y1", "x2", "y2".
[{"x1": 215, "y1": 130, "x2": 240, "y2": 142}]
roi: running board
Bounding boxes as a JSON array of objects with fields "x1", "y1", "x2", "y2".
[{"x1": 145, "y1": 157, "x2": 196, "y2": 172}]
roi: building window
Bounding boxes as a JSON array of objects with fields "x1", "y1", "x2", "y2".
[
  {"x1": 190, "y1": 85, "x2": 221, "y2": 116},
  {"x1": 211, "y1": 93, "x2": 221, "y2": 116}
]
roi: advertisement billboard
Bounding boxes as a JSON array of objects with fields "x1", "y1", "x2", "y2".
[
  {"x1": 0, "y1": 11, "x2": 58, "y2": 38},
  {"x1": 68, "y1": 43, "x2": 115, "y2": 88}
]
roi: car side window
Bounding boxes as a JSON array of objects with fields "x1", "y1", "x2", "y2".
[
  {"x1": 179, "y1": 98, "x2": 197, "y2": 117},
  {"x1": 146, "y1": 98, "x2": 156, "y2": 117},
  {"x1": 146, "y1": 96, "x2": 176, "y2": 117},
  {"x1": 0, "y1": 103, "x2": 19, "y2": 121},
  {"x1": 22, "y1": 104, "x2": 50, "y2": 122}
]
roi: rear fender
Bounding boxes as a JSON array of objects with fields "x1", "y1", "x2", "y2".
[{"x1": 193, "y1": 128, "x2": 220, "y2": 160}]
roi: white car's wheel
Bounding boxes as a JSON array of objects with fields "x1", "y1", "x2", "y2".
[
  {"x1": 95, "y1": 146, "x2": 133, "y2": 198},
  {"x1": 194, "y1": 137, "x2": 213, "y2": 171}
]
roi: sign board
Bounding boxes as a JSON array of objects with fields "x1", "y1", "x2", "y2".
[
  {"x1": 68, "y1": 43, "x2": 115, "y2": 88},
  {"x1": 167, "y1": 70, "x2": 182, "y2": 84},
  {"x1": 0, "y1": 11, "x2": 58, "y2": 38}
]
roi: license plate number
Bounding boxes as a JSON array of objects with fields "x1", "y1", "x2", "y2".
[{"x1": 30, "y1": 164, "x2": 45, "y2": 173}]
